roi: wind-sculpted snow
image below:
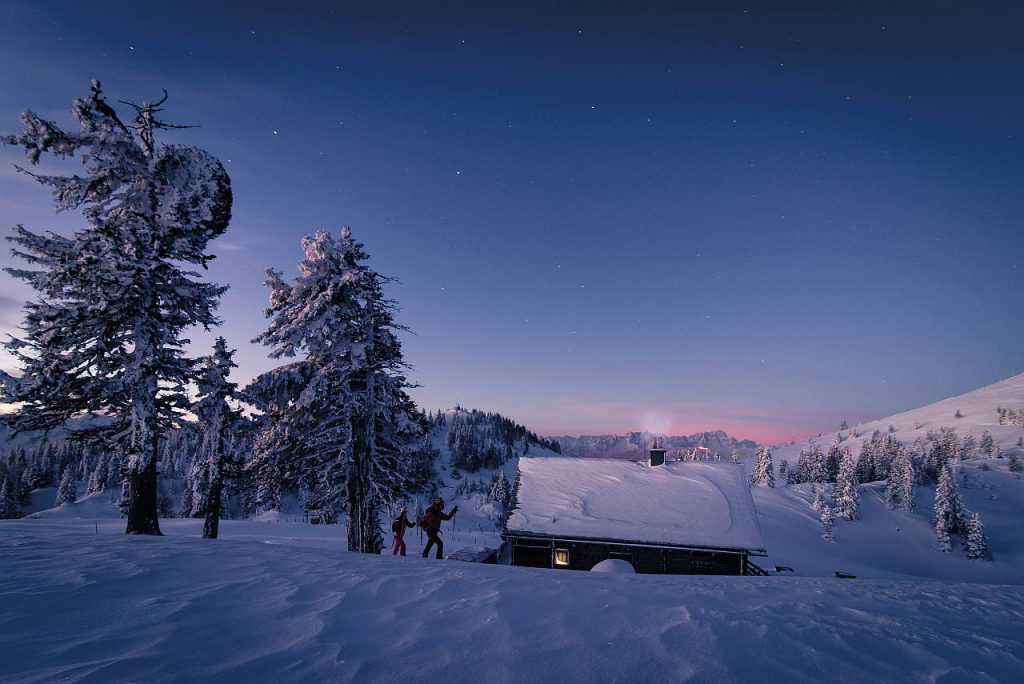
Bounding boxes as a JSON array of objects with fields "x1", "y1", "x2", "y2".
[
  {"x1": 1, "y1": 517, "x2": 1022, "y2": 683},
  {"x1": 507, "y1": 457, "x2": 765, "y2": 551}
]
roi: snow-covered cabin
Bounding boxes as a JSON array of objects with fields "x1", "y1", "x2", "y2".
[{"x1": 502, "y1": 452, "x2": 767, "y2": 575}]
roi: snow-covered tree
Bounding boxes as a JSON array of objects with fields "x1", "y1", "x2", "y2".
[
  {"x1": 811, "y1": 487, "x2": 825, "y2": 512},
  {"x1": 964, "y1": 512, "x2": 991, "y2": 561},
  {"x1": 194, "y1": 338, "x2": 242, "y2": 540},
  {"x1": 0, "y1": 476, "x2": 19, "y2": 519},
  {"x1": 885, "y1": 447, "x2": 915, "y2": 512},
  {"x1": 833, "y1": 447, "x2": 860, "y2": 520},
  {"x1": 778, "y1": 459, "x2": 789, "y2": 483},
  {"x1": 795, "y1": 443, "x2": 825, "y2": 484},
  {"x1": 819, "y1": 503, "x2": 834, "y2": 541},
  {"x1": 247, "y1": 228, "x2": 425, "y2": 554},
  {"x1": 979, "y1": 431, "x2": 995, "y2": 459},
  {"x1": 936, "y1": 519, "x2": 952, "y2": 552},
  {"x1": 934, "y1": 465, "x2": 965, "y2": 547},
  {"x1": 0, "y1": 83, "x2": 231, "y2": 535},
  {"x1": 55, "y1": 468, "x2": 77, "y2": 506},
  {"x1": 825, "y1": 440, "x2": 843, "y2": 482},
  {"x1": 750, "y1": 445, "x2": 775, "y2": 487},
  {"x1": 961, "y1": 432, "x2": 976, "y2": 460}
]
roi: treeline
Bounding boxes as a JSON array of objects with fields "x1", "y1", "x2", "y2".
[{"x1": 438, "y1": 408, "x2": 560, "y2": 473}]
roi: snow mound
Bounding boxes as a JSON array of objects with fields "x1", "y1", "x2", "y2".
[{"x1": 590, "y1": 558, "x2": 636, "y2": 573}]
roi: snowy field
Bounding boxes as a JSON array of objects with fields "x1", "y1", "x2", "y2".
[{"x1": 2, "y1": 513, "x2": 1023, "y2": 684}]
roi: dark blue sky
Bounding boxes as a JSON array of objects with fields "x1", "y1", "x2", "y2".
[{"x1": 1, "y1": 1, "x2": 1022, "y2": 442}]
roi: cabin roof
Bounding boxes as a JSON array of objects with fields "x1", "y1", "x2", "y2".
[{"x1": 505, "y1": 457, "x2": 766, "y2": 553}]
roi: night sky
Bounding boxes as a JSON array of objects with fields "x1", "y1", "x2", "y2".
[{"x1": 1, "y1": 1, "x2": 1022, "y2": 443}]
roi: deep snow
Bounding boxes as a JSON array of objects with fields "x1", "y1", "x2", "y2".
[
  {"x1": 507, "y1": 457, "x2": 765, "y2": 551},
  {"x1": 2, "y1": 514, "x2": 1023, "y2": 683}
]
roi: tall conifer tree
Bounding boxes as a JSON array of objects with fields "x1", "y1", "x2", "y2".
[
  {"x1": 1, "y1": 82, "x2": 231, "y2": 534},
  {"x1": 248, "y1": 228, "x2": 424, "y2": 553}
]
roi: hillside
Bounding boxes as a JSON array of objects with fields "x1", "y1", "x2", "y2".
[{"x1": 775, "y1": 372, "x2": 1024, "y2": 463}]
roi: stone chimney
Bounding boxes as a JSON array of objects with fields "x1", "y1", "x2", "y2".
[{"x1": 649, "y1": 436, "x2": 666, "y2": 467}]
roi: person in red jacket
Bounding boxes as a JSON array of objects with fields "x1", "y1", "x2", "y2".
[{"x1": 420, "y1": 498, "x2": 457, "y2": 559}]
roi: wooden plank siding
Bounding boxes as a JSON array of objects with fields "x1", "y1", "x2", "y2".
[{"x1": 503, "y1": 534, "x2": 752, "y2": 575}]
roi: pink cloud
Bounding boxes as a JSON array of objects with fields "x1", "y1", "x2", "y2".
[{"x1": 532, "y1": 398, "x2": 875, "y2": 445}]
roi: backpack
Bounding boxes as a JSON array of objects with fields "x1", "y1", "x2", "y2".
[
  {"x1": 420, "y1": 508, "x2": 436, "y2": 530},
  {"x1": 391, "y1": 518, "x2": 402, "y2": 534}
]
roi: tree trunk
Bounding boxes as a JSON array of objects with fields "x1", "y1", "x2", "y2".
[
  {"x1": 202, "y1": 472, "x2": 223, "y2": 539},
  {"x1": 126, "y1": 412, "x2": 162, "y2": 535}
]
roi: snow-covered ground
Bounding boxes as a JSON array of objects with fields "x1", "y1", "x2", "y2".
[
  {"x1": 754, "y1": 458, "x2": 1024, "y2": 584},
  {"x1": 4, "y1": 380, "x2": 1024, "y2": 681},
  {"x1": 2, "y1": 511, "x2": 1023, "y2": 683}
]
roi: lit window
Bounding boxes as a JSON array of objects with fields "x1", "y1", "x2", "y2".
[{"x1": 554, "y1": 548, "x2": 570, "y2": 567}]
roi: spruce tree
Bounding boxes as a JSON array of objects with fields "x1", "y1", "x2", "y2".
[
  {"x1": 885, "y1": 447, "x2": 916, "y2": 512},
  {"x1": 248, "y1": 228, "x2": 425, "y2": 553},
  {"x1": 833, "y1": 447, "x2": 860, "y2": 520},
  {"x1": 55, "y1": 468, "x2": 77, "y2": 506},
  {"x1": 825, "y1": 440, "x2": 843, "y2": 483},
  {"x1": 979, "y1": 431, "x2": 995, "y2": 459},
  {"x1": 196, "y1": 338, "x2": 241, "y2": 539},
  {"x1": 934, "y1": 465, "x2": 965, "y2": 545},
  {"x1": 964, "y1": 512, "x2": 991, "y2": 561},
  {"x1": 0, "y1": 83, "x2": 231, "y2": 535},
  {"x1": 778, "y1": 459, "x2": 789, "y2": 483},
  {"x1": 750, "y1": 445, "x2": 775, "y2": 487},
  {"x1": 819, "y1": 503, "x2": 834, "y2": 541},
  {"x1": 0, "y1": 476, "x2": 18, "y2": 519},
  {"x1": 936, "y1": 518, "x2": 952, "y2": 552}
]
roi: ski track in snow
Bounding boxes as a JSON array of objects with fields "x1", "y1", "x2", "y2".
[{"x1": 2, "y1": 518, "x2": 1023, "y2": 683}]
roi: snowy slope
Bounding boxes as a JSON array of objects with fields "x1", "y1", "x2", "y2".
[
  {"x1": 1, "y1": 516, "x2": 1022, "y2": 683},
  {"x1": 775, "y1": 372, "x2": 1024, "y2": 463},
  {"x1": 753, "y1": 460, "x2": 1024, "y2": 584}
]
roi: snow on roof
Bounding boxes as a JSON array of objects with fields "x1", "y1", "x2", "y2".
[{"x1": 506, "y1": 457, "x2": 766, "y2": 552}]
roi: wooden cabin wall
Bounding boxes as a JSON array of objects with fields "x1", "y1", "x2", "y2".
[{"x1": 506, "y1": 536, "x2": 745, "y2": 575}]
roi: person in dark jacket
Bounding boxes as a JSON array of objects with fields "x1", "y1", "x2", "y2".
[
  {"x1": 420, "y1": 498, "x2": 457, "y2": 559},
  {"x1": 391, "y1": 506, "x2": 417, "y2": 556}
]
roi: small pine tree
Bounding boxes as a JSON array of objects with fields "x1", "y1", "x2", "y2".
[
  {"x1": 884, "y1": 447, "x2": 915, "y2": 512},
  {"x1": 934, "y1": 465, "x2": 965, "y2": 540},
  {"x1": 819, "y1": 504, "x2": 834, "y2": 541},
  {"x1": 964, "y1": 512, "x2": 991, "y2": 561},
  {"x1": 750, "y1": 446, "x2": 775, "y2": 487},
  {"x1": 811, "y1": 487, "x2": 824, "y2": 512},
  {"x1": 833, "y1": 447, "x2": 860, "y2": 521},
  {"x1": 936, "y1": 519, "x2": 952, "y2": 552},
  {"x1": 1009, "y1": 453, "x2": 1022, "y2": 473},
  {"x1": 962, "y1": 433, "x2": 976, "y2": 460},
  {"x1": 55, "y1": 468, "x2": 77, "y2": 506},
  {"x1": 0, "y1": 477, "x2": 18, "y2": 519},
  {"x1": 778, "y1": 460, "x2": 789, "y2": 483},
  {"x1": 955, "y1": 409, "x2": 962, "y2": 419},
  {"x1": 979, "y1": 431, "x2": 995, "y2": 459}
]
